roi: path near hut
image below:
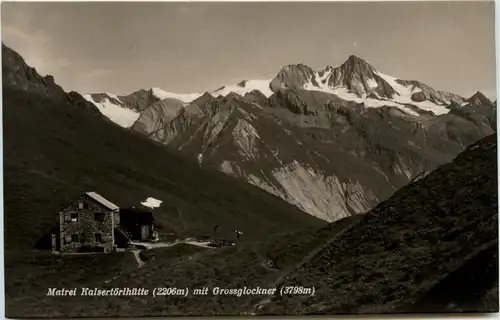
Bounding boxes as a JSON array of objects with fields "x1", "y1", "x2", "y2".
[
  {"x1": 129, "y1": 239, "x2": 213, "y2": 267},
  {"x1": 130, "y1": 239, "x2": 212, "y2": 250},
  {"x1": 131, "y1": 250, "x2": 145, "y2": 268},
  {"x1": 104, "y1": 239, "x2": 213, "y2": 284}
]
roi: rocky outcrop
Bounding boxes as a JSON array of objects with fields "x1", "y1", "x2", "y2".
[
  {"x1": 66, "y1": 91, "x2": 103, "y2": 116},
  {"x1": 270, "y1": 64, "x2": 317, "y2": 92},
  {"x1": 2, "y1": 44, "x2": 65, "y2": 100},
  {"x1": 395, "y1": 79, "x2": 464, "y2": 105},
  {"x1": 324, "y1": 55, "x2": 397, "y2": 99},
  {"x1": 88, "y1": 93, "x2": 123, "y2": 106},
  {"x1": 464, "y1": 91, "x2": 494, "y2": 107},
  {"x1": 2, "y1": 43, "x2": 102, "y2": 116},
  {"x1": 244, "y1": 90, "x2": 270, "y2": 107},
  {"x1": 117, "y1": 89, "x2": 161, "y2": 112},
  {"x1": 131, "y1": 98, "x2": 185, "y2": 136}
]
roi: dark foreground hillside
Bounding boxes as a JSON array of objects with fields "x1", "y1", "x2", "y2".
[
  {"x1": 8, "y1": 135, "x2": 496, "y2": 317},
  {"x1": 260, "y1": 134, "x2": 498, "y2": 314}
]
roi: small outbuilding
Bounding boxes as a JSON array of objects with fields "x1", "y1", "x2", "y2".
[{"x1": 117, "y1": 207, "x2": 156, "y2": 242}]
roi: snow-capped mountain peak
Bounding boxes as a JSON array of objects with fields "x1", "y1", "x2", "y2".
[
  {"x1": 342, "y1": 54, "x2": 377, "y2": 73},
  {"x1": 212, "y1": 79, "x2": 274, "y2": 98},
  {"x1": 82, "y1": 93, "x2": 140, "y2": 128},
  {"x1": 268, "y1": 55, "x2": 467, "y2": 116},
  {"x1": 84, "y1": 54, "x2": 480, "y2": 128},
  {"x1": 149, "y1": 87, "x2": 203, "y2": 103}
]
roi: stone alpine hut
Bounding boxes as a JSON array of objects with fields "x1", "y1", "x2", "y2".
[{"x1": 55, "y1": 191, "x2": 120, "y2": 253}]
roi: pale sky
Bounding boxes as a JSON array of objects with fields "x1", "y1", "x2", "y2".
[{"x1": 2, "y1": 1, "x2": 497, "y2": 99}]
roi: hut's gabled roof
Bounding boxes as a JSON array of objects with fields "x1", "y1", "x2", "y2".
[{"x1": 85, "y1": 191, "x2": 119, "y2": 211}]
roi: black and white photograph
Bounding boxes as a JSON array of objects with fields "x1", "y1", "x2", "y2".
[{"x1": 1, "y1": 0, "x2": 498, "y2": 317}]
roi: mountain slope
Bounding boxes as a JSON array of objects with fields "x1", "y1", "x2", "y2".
[
  {"x1": 82, "y1": 92, "x2": 141, "y2": 127},
  {"x1": 465, "y1": 91, "x2": 495, "y2": 108},
  {"x1": 14, "y1": 134, "x2": 496, "y2": 318},
  {"x1": 2, "y1": 44, "x2": 324, "y2": 251},
  {"x1": 82, "y1": 88, "x2": 194, "y2": 128},
  {"x1": 84, "y1": 80, "x2": 275, "y2": 129},
  {"x1": 3, "y1": 43, "x2": 102, "y2": 117},
  {"x1": 111, "y1": 55, "x2": 495, "y2": 222},
  {"x1": 132, "y1": 98, "x2": 186, "y2": 135},
  {"x1": 259, "y1": 134, "x2": 498, "y2": 314},
  {"x1": 129, "y1": 77, "x2": 495, "y2": 221}
]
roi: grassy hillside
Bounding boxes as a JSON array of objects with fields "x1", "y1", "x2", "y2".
[
  {"x1": 260, "y1": 134, "x2": 498, "y2": 314},
  {"x1": 7, "y1": 135, "x2": 495, "y2": 317},
  {"x1": 5, "y1": 216, "x2": 362, "y2": 317}
]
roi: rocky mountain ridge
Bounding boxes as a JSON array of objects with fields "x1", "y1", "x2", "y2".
[
  {"x1": 79, "y1": 53, "x2": 497, "y2": 222},
  {"x1": 3, "y1": 44, "x2": 102, "y2": 116},
  {"x1": 85, "y1": 54, "x2": 489, "y2": 128}
]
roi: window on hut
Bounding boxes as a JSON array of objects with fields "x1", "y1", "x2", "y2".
[
  {"x1": 78, "y1": 202, "x2": 89, "y2": 210},
  {"x1": 95, "y1": 233, "x2": 102, "y2": 242},
  {"x1": 94, "y1": 212, "x2": 105, "y2": 223},
  {"x1": 71, "y1": 212, "x2": 78, "y2": 222},
  {"x1": 71, "y1": 234, "x2": 79, "y2": 242}
]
